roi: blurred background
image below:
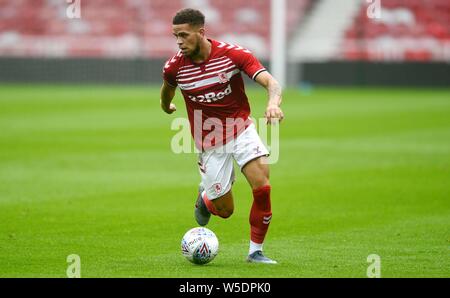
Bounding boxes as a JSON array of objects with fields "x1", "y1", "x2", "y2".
[{"x1": 0, "y1": 0, "x2": 449, "y2": 86}]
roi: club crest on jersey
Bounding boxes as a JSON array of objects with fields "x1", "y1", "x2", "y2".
[{"x1": 217, "y1": 72, "x2": 229, "y2": 84}]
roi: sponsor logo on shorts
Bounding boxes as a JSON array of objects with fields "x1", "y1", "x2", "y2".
[
  {"x1": 253, "y1": 146, "x2": 262, "y2": 155},
  {"x1": 198, "y1": 161, "x2": 206, "y2": 174}
]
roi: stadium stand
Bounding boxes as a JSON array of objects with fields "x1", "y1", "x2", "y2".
[
  {"x1": 342, "y1": 0, "x2": 450, "y2": 61},
  {"x1": 0, "y1": 0, "x2": 310, "y2": 59}
]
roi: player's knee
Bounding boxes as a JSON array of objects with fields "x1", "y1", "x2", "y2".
[
  {"x1": 247, "y1": 165, "x2": 270, "y2": 190},
  {"x1": 252, "y1": 178, "x2": 270, "y2": 190}
]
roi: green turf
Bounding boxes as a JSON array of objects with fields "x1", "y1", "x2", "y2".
[{"x1": 0, "y1": 84, "x2": 449, "y2": 277}]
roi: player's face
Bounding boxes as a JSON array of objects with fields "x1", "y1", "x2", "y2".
[{"x1": 172, "y1": 24, "x2": 203, "y2": 57}]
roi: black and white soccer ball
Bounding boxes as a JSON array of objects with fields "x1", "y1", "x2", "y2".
[{"x1": 181, "y1": 227, "x2": 219, "y2": 265}]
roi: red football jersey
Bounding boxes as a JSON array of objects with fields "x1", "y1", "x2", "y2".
[{"x1": 163, "y1": 39, "x2": 266, "y2": 150}]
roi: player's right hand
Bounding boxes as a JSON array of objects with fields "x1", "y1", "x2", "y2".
[{"x1": 161, "y1": 102, "x2": 177, "y2": 114}]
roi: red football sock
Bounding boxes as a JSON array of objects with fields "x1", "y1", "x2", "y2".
[
  {"x1": 202, "y1": 192, "x2": 218, "y2": 216},
  {"x1": 249, "y1": 185, "x2": 272, "y2": 244}
]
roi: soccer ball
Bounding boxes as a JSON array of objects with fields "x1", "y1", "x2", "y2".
[{"x1": 181, "y1": 227, "x2": 219, "y2": 265}]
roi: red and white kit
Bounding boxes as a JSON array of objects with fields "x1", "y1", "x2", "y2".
[{"x1": 163, "y1": 39, "x2": 269, "y2": 199}]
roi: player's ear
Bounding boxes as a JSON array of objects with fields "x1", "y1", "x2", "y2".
[{"x1": 198, "y1": 27, "x2": 205, "y2": 37}]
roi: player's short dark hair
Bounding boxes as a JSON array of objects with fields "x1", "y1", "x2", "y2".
[{"x1": 172, "y1": 8, "x2": 205, "y2": 27}]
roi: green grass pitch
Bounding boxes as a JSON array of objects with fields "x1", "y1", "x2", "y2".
[{"x1": 0, "y1": 84, "x2": 449, "y2": 277}]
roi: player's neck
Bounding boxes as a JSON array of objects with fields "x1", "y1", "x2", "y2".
[{"x1": 190, "y1": 38, "x2": 212, "y2": 64}]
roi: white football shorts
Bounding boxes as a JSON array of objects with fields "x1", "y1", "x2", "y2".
[{"x1": 198, "y1": 123, "x2": 269, "y2": 200}]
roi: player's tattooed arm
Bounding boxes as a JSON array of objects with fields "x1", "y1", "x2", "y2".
[
  {"x1": 160, "y1": 80, "x2": 177, "y2": 114},
  {"x1": 255, "y1": 71, "x2": 284, "y2": 124},
  {"x1": 267, "y1": 78, "x2": 282, "y2": 106}
]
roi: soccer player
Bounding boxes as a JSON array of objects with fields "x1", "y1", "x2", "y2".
[{"x1": 160, "y1": 8, "x2": 284, "y2": 264}]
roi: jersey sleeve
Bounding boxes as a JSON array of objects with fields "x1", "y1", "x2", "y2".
[
  {"x1": 230, "y1": 49, "x2": 267, "y2": 80},
  {"x1": 162, "y1": 57, "x2": 178, "y2": 87}
]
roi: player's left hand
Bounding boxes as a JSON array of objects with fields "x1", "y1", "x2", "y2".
[{"x1": 265, "y1": 104, "x2": 284, "y2": 125}]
